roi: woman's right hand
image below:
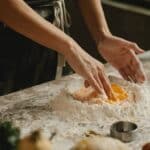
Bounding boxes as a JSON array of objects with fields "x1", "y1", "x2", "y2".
[{"x1": 64, "y1": 42, "x2": 114, "y2": 99}]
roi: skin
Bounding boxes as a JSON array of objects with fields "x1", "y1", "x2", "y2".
[
  {"x1": 0, "y1": 0, "x2": 146, "y2": 99},
  {"x1": 78, "y1": 0, "x2": 146, "y2": 84}
]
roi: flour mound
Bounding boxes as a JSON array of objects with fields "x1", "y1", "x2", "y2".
[{"x1": 49, "y1": 76, "x2": 149, "y2": 122}]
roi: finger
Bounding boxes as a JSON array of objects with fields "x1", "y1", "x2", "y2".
[
  {"x1": 94, "y1": 73, "x2": 108, "y2": 98},
  {"x1": 128, "y1": 43, "x2": 144, "y2": 54},
  {"x1": 127, "y1": 65, "x2": 137, "y2": 83},
  {"x1": 130, "y1": 56, "x2": 146, "y2": 83},
  {"x1": 87, "y1": 74, "x2": 106, "y2": 96},
  {"x1": 84, "y1": 80, "x2": 90, "y2": 88},
  {"x1": 119, "y1": 68, "x2": 130, "y2": 81},
  {"x1": 127, "y1": 50, "x2": 146, "y2": 83},
  {"x1": 119, "y1": 69, "x2": 126, "y2": 79},
  {"x1": 135, "y1": 67, "x2": 146, "y2": 83},
  {"x1": 99, "y1": 72, "x2": 115, "y2": 99},
  {"x1": 124, "y1": 66, "x2": 136, "y2": 83}
]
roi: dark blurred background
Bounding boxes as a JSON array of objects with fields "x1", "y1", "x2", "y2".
[{"x1": 67, "y1": 0, "x2": 150, "y2": 60}]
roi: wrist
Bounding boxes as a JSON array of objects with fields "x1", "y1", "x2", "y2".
[
  {"x1": 62, "y1": 38, "x2": 81, "y2": 58},
  {"x1": 96, "y1": 29, "x2": 112, "y2": 46}
]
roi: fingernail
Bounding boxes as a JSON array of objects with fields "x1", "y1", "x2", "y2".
[{"x1": 102, "y1": 90, "x2": 108, "y2": 99}]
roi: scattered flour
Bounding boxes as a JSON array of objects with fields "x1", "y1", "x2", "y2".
[
  {"x1": 49, "y1": 75, "x2": 149, "y2": 123},
  {"x1": 47, "y1": 75, "x2": 150, "y2": 150},
  {"x1": 0, "y1": 75, "x2": 150, "y2": 150}
]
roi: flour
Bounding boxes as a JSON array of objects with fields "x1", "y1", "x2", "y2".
[
  {"x1": 0, "y1": 74, "x2": 150, "y2": 150},
  {"x1": 47, "y1": 75, "x2": 150, "y2": 150},
  {"x1": 49, "y1": 75, "x2": 149, "y2": 123}
]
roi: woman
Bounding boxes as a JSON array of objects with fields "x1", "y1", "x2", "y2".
[{"x1": 0, "y1": 0, "x2": 146, "y2": 98}]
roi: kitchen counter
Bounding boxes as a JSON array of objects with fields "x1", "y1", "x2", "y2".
[{"x1": 0, "y1": 51, "x2": 150, "y2": 150}]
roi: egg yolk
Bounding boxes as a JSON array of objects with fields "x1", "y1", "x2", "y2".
[
  {"x1": 73, "y1": 83, "x2": 128, "y2": 104},
  {"x1": 107, "y1": 83, "x2": 128, "y2": 103}
]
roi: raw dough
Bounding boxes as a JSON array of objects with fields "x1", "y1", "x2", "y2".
[{"x1": 72, "y1": 136, "x2": 131, "y2": 150}]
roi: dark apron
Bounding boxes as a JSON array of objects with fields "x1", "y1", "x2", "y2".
[{"x1": 0, "y1": 0, "x2": 71, "y2": 95}]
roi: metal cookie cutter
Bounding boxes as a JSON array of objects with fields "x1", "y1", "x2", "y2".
[{"x1": 110, "y1": 121, "x2": 138, "y2": 142}]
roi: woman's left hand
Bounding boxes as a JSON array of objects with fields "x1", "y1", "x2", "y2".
[{"x1": 97, "y1": 34, "x2": 146, "y2": 83}]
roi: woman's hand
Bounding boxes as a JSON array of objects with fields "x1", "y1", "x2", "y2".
[
  {"x1": 97, "y1": 34, "x2": 146, "y2": 83},
  {"x1": 64, "y1": 42, "x2": 114, "y2": 99}
]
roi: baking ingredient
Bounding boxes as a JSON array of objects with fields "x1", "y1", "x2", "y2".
[
  {"x1": 18, "y1": 130, "x2": 51, "y2": 150},
  {"x1": 111, "y1": 83, "x2": 128, "y2": 101},
  {"x1": 72, "y1": 83, "x2": 128, "y2": 104},
  {"x1": 72, "y1": 136, "x2": 131, "y2": 150},
  {"x1": 0, "y1": 74, "x2": 149, "y2": 150}
]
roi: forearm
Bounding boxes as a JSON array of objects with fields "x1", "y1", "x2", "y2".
[
  {"x1": 0, "y1": 0, "x2": 76, "y2": 56},
  {"x1": 78, "y1": 0, "x2": 111, "y2": 44}
]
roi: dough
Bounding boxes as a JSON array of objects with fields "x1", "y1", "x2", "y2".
[
  {"x1": 18, "y1": 130, "x2": 51, "y2": 150},
  {"x1": 72, "y1": 136, "x2": 131, "y2": 150}
]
